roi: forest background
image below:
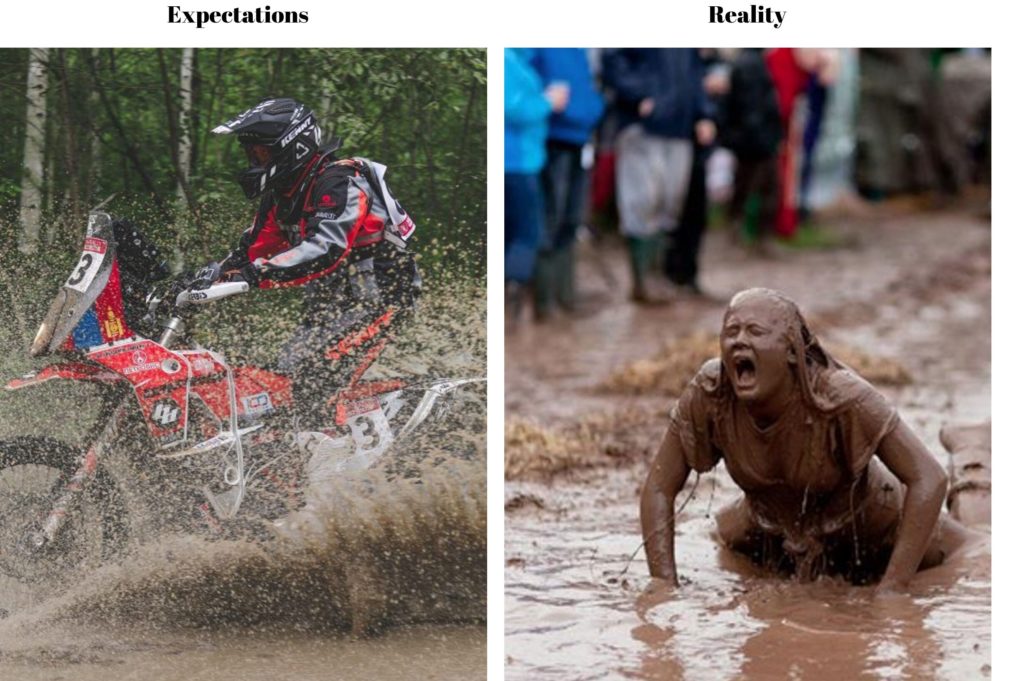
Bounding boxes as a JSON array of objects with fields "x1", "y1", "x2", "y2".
[{"x1": 0, "y1": 47, "x2": 487, "y2": 369}]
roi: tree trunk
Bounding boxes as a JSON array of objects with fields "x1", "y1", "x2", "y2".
[
  {"x1": 200, "y1": 49, "x2": 224, "y2": 166},
  {"x1": 55, "y1": 49, "x2": 82, "y2": 238},
  {"x1": 176, "y1": 47, "x2": 194, "y2": 204},
  {"x1": 18, "y1": 48, "x2": 49, "y2": 255},
  {"x1": 87, "y1": 49, "x2": 102, "y2": 203},
  {"x1": 449, "y1": 75, "x2": 478, "y2": 225}
]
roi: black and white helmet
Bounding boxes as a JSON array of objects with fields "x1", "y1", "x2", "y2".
[{"x1": 212, "y1": 98, "x2": 323, "y2": 199}]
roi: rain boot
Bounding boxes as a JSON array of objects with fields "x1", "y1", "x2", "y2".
[
  {"x1": 532, "y1": 250, "x2": 557, "y2": 322},
  {"x1": 554, "y1": 246, "x2": 576, "y2": 311},
  {"x1": 628, "y1": 236, "x2": 670, "y2": 306}
]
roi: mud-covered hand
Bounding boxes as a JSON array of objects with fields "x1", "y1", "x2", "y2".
[
  {"x1": 191, "y1": 261, "x2": 222, "y2": 290},
  {"x1": 636, "y1": 576, "x2": 678, "y2": 618}
]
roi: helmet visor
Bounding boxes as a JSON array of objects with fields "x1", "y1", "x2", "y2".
[{"x1": 243, "y1": 143, "x2": 273, "y2": 168}]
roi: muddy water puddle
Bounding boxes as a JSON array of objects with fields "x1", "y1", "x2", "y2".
[
  {"x1": 0, "y1": 624, "x2": 485, "y2": 681},
  {"x1": 506, "y1": 468, "x2": 990, "y2": 681}
]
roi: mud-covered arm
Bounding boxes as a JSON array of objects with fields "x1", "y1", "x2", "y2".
[
  {"x1": 876, "y1": 420, "x2": 948, "y2": 590},
  {"x1": 640, "y1": 429, "x2": 692, "y2": 586}
]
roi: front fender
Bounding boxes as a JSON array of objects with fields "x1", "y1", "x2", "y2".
[{"x1": 5, "y1": 361, "x2": 123, "y2": 392}]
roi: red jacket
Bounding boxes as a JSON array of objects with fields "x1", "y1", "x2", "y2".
[{"x1": 238, "y1": 156, "x2": 415, "y2": 289}]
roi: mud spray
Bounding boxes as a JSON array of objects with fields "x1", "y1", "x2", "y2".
[{"x1": 0, "y1": 213, "x2": 487, "y2": 680}]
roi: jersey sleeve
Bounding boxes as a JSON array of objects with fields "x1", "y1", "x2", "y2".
[
  {"x1": 667, "y1": 360, "x2": 723, "y2": 473},
  {"x1": 831, "y1": 371, "x2": 900, "y2": 476},
  {"x1": 256, "y1": 172, "x2": 367, "y2": 288}
]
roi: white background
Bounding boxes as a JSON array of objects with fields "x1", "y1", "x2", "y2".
[{"x1": 0, "y1": 0, "x2": 1014, "y2": 677}]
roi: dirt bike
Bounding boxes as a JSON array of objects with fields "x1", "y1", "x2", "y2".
[{"x1": 0, "y1": 210, "x2": 484, "y2": 599}]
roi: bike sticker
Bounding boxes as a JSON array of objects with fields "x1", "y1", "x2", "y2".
[
  {"x1": 150, "y1": 399, "x2": 181, "y2": 427},
  {"x1": 347, "y1": 406, "x2": 393, "y2": 456},
  {"x1": 346, "y1": 397, "x2": 380, "y2": 416},
  {"x1": 242, "y1": 392, "x2": 273, "y2": 417},
  {"x1": 161, "y1": 358, "x2": 182, "y2": 375},
  {"x1": 64, "y1": 238, "x2": 107, "y2": 293}
]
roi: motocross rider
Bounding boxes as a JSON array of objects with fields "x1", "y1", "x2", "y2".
[{"x1": 197, "y1": 97, "x2": 421, "y2": 428}]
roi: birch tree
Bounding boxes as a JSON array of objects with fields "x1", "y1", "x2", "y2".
[
  {"x1": 176, "y1": 47, "x2": 194, "y2": 204},
  {"x1": 18, "y1": 48, "x2": 48, "y2": 255}
]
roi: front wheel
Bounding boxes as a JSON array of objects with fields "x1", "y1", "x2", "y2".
[{"x1": 0, "y1": 437, "x2": 137, "y2": 615}]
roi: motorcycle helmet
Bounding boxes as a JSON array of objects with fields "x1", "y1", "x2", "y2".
[{"x1": 212, "y1": 97, "x2": 323, "y2": 200}]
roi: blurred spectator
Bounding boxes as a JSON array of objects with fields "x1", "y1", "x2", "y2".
[
  {"x1": 855, "y1": 49, "x2": 958, "y2": 199},
  {"x1": 504, "y1": 48, "x2": 568, "y2": 321},
  {"x1": 764, "y1": 48, "x2": 812, "y2": 237},
  {"x1": 664, "y1": 50, "x2": 728, "y2": 294},
  {"x1": 797, "y1": 50, "x2": 840, "y2": 220},
  {"x1": 804, "y1": 49, "x2": 859, "y2": 212},
  {"x1": 718, "y1": 48, "x2": 784, "y2": 251},
  {"x1": 936, "y1": 49, "x2": 991, "y2": 187},
  {"x1": 530, "y1": 48, "x2": 605, "y2": 321},
  {"x1": 602, "y1": 48, "x2": 715, "y2": 305}
]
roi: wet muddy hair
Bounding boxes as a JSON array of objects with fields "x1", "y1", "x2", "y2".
[{"x1": 723, "y1": 288, "x2": 846, "y2": 413}]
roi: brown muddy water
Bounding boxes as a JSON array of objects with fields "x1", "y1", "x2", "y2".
[
  {"x1": 0, "y1": 465, "x2": 487, "y2": 680},
  {"x1": 505, "y1": 208, "x2": 991, "y2": 680},
  {"x1": 0, "y1": 625, "x2": 484, "y2": 681}
]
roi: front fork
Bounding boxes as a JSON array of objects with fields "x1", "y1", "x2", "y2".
[{"x1": 28, "y1": 398, "x2": 131, "y2": 551}]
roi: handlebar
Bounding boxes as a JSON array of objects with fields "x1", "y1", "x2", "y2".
[{"x1": 174, "y1": 281, "x2": 250, "y2": 307}]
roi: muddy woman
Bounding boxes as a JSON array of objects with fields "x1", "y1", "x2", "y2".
[{"x1": 640, "y1": 287, "x2": 974, "y2": 592}]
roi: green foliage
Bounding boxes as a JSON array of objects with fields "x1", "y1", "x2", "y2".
[{"x1": 0, "y1": 48, "x2": 486, "y2": 351}]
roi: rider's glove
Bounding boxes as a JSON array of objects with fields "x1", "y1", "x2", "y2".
[
  {"x1": 221, "y1": 248, "x2": 250, "y2": 270},
  {"x1": 191, "y1": 261, "x2": 222, "y2": 290},
  {"x1": 225, "y1": 262, "x2": 261, "y2": 287}
]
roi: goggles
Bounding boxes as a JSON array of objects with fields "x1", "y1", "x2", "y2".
[{"x1": 243, "y1": 143, "x2": 273, "y2": 168}]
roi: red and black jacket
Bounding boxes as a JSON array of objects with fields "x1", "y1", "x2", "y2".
[{"x1": 237, "y1": 156, "x2": 415, "y2": 289}]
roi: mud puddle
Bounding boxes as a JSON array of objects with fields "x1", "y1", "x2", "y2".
[
  {"x1": 505, "y1": 208, "x2": 990, "y2": 679},
  {"x1": 0, "y1": 625, "x2": 485, "y2": 681},
  {"x1": 0, "y1": 463, "x2": 486, "y2": 680},
  {"x1": 506, "y1": 467, "x2": 990, "y2": 680}
]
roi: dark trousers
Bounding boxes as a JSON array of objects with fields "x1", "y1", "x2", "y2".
[
  {"x1": 664, "y1": 146, "x2": 708, "y2": 287},
  {"x1": 278, "y1": 254, "x2": 418, "y2": 427},
  {"x1": 730, "y1": 155, "x2": 778, "y2": 240},
  {"x1": 535, "y1": 141, "x2": 587, "y2": 313},
  {"x1": 504, "y1": 172, "x2": 544, "y2": 284}
]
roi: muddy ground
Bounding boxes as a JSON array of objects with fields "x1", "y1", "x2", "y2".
[{"x1": 505, "y1": 204, "x2": 991, "y2": 680}]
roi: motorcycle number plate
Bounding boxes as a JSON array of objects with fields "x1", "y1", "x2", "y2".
[
  {"x1": 347, "y1": 406, "x2": 393, "y2": 457},
  {"x1": 65, "y1": 238, "x2": 107, "y2": 293}
]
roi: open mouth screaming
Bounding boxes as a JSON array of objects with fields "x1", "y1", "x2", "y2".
[{"x1": 733, "y1": 354, "x2": 758, "y2": 390}]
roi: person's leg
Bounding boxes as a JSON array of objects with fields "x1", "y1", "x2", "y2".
[
  {"x1": 715, "y1": 497, "x2": 758, "y2": 548},
  {"x1": 280, "y1": 260, "x2": 413, "y2": 430},
  {"x1": 940, "y1": 421, "x2": 991, "y2": 527},
  {"x1": 280, "y1": 301, "x2": 375, "y2": 429},
  {"x1": 616, "y1": 125, "x2": 663, "y2": 303},
  {"x1": 799, "y1": 77, "x2": 828, "y2": 217},
  {"x1": 656, "y1": 138, "x2": 694, "y2": 234},
  {"x1": 665, "y1": 145, "x2": 708, "y2": 289},
  {"x1": 730, "y1": 157, "x2": 756, "y2": 241},
  {"x1": 644, "y1": 138, "x2": 693, "y2": 294},
  {"x1": 554, "y1": 144, "x2": 587, "y2": 310},
  {"x1": 504, "y1": 172, "x2": 544, "y2": 285},
  {"x1": 715, "y1": 497, "x2": 787, "y2": 571},
  {"x1": 754, "y1": 156, "x2": 780, "y2": 243},
  {"x1": 615, "y1": 124, "x2": 658, "y2": 238},
  {"x1": 535, "y1": 143, "x2": 574, "y2": 319}
]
